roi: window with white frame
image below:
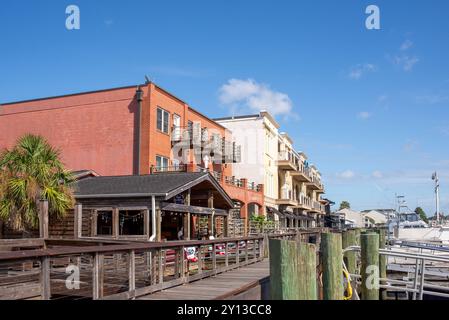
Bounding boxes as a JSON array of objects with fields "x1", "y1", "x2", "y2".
[
  {"x1": 156, "y1": 155, "x2": 169, "y2": 171},
  {"x1": 157, "y1": 107, "x2": 170, "y2": 133}
]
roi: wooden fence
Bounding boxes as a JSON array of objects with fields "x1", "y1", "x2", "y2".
[{"x1": 0, "y1": 233, "x2": 303, "y2": 300}]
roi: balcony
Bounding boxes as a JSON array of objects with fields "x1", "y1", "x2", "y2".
[
  {"x1": 150, "y1": 164, "x2": 188, "y2": 174},
  {"x1": 276, "y1": 151, "x2": 297, "y2": 171},
  {"x1": 306, "y1": 175, "x2": 324, "y2": 192},
  {"x1": 223, "y1": 176, "x2": 263, "y2": 194},
  {"x1": 275, "y1": 189, "x2": 298, "y2": 207},
  {"x1": 293, "y1": 194, "x2": 312, "y2": 210},
  {"x1": 310, "y1": 200, "x2": 325, "y2": 214},
  {"x1": 291, "y1": 164, "x2": 312, "y2": 182}
]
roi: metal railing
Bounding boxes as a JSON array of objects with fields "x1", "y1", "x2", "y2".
[{"x1": 345, "y1": 245, "x2": 449, "y2": 300}]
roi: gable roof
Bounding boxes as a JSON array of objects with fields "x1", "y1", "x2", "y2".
[{"x1": 73, "y1": 172, "x2": 234, "y2": 207}]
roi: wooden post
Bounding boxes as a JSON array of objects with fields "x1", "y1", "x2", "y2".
[
  {"x1": 245, "y1": 240, "x2": 249, "y2": 264},
  {"x1": 112, "y1": 208, "x2": 119, "y2": 239},
  {"x1": 93, "y1": 253, "x2": 104, "y2": 300},
  {"x1": 158, "y1": 250, "x2": 164, "y2": 284},
  {"x1": 144, "y1": 209, "x2": 150, "y2": 241},
  {"x1": 197, "y1": 245, "x2": 203, "y2": 274},
  {"x1": 342, "y1": 230, "x2": 357, "y2": 275},
  {"x1": 207, "y1": 191, "x2": 214, "y2": 237},
  {"x1": 39, "y1": 200, "x2": 49, "y2": 239},
  {"x1": 376, "y1": 228, "x2": 387, "y2": 300},
  {"x1": 129, "y1": 250, "x2": 136, "y2": 294},
  {"x1": 91, "y1": 210, "x2": 98, "y2": 237},
  {"x1": 40, "y1": 256, "x2": 51, "y2": 300},
  {"x1": 156, "y1": 209, "x2": 162, "y2": 242},
  {"x1": 185, "y1": 190, "x2": 191, "y2": 240},
  {"x1": 263, "y1": 234, "x2": 269, "y2": 258},
  {"x1": 225, "y1": 242, "x2": 229, "y2": 267},
  {"x1": 269, "y1": 239, "x2": 317, "y2": 300},
  {"x1": 74, "y1": 204, "x2": 82, "y2": 239},
  {"x1": 320, "y1": 232, "x2": 343, "y2": 300},
  {"x1": 360, "y1": 232, "x2": 379, "y2": 300}
]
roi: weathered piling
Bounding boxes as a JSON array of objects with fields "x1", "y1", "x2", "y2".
[
  {"x1": 375, "y1": 228, "x2": 387, "y2": 300},
  {"x1": 342, "y1": 230, "x2": 357, "y2": 275},
  {"x1": 320, "y1": 232, "x2": 343, "y2": 300},
  {"x1": 360, "y1": 232, "x2": 379, "y2": 300},
  {"x1": 269, "y1": 239, "x2": 317, "y2": 300}
]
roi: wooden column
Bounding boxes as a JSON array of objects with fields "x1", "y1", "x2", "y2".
[
  {"x1": 91, "y1": 210, "x2": 98, "y2": 237},
  {"x1": 360, "y1": 232, "x2": 379, "y2": 300},
  {"x1": 74, "y1": 204, "x2": 82, "y2": 239},
  {"x1": 185, "y1": 189, "x2": 191, "y2": 240},
  {"x1": 342, "y1": 230, "x2": 357, "y2": 275},
  {"x1": 39, "y1": 200, "x2": 49, "y2": 239},
  {"x1": 320, "y1": 232, "x2": 343, "y2": 300},
  {"x1": 40, "y1": 256, "x2": 51, "y2": 300},
  {"x1": 207, "y1": 191, "x2": 214, "y2": 237},
  {"x1": 143, "y1": 209, "x2": 150, "y2": 241},
  {"x1": 92, "y1": 253, "x2": 104, "y2": 300},
  {"x1": 129, "y1": 250, "x2": 136, "y2": 294},
  {"x1": 376, "y1": 228, "x2": 387, "y2": 300},
  {"x1": 112, "y1": 208, "x2": 119, "y2": 239},
  {"x1": 269, "y1": 239, "x2": 317, "y2": 300},
  {"x1": 156, "y1": 208, "x2": 162, "y2": 242}
]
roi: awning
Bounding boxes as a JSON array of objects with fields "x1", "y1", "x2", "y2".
[
  {"x1": 161, "y1": 203, "x2": 228, "y2": 216},
  {"x1": 298, "y1": 215, "x2": 315, "y2": 221},
  {"x1": 266, "y1": 206, "x2": 282, "y2": 216}
]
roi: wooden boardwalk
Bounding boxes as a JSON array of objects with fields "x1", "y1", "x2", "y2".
[{"x1": 138, "y1": 260, "x2": 270, "y2": 300}]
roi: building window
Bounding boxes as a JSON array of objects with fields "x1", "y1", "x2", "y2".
[
  {"x1": 119, "y1": 210, "x2": 145, "y2": 235},
  {"x1": 157, "y1": 107, "x2": 170, "y2": 133},
  {"x1": 97, "y1": 210, "x2": 113, "y2": 235},
  {"x1": 156, "y1": 155, "x2": 169, "y2": 171}
]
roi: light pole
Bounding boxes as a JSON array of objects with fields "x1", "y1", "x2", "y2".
[{"x1": 432, "y1": 172, "x2": 440, "y2": 225}]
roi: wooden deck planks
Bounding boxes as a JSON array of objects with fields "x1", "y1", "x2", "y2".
[{"x1": 138, "y1": 260, "x2": 269, "y2": 300}]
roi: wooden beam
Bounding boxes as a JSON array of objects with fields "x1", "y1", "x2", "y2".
[
  {"x1": 39, "y1": 200, "x2": 49, "y2": 239},
  {"x1": 40, "y1": 256, "x2": 51, "y2": 300},
  {"x1": 74, "y1": 204, "x2": 82, "y2": 239},
  {"x1": 320, "y1": 232, "x2": 343, "y2": 300},
  {"x1": 156, "y1": 209, "x2": 162, "y2": 242},
  {"x1": 112, "y1": 208, "x2": 119, "y2": 239},
  {"x1": 129, "y1": 250, "x2": 136, "y2": 294},
  {"x1": 269, "y1": 239, "x2": 317, "y2": 300},
  {"x1": 360, "y1": 232, "x2": 379, "y2": 300},
  {"x1": 93, "y1": 253, "x2": 104, "y2": 300},
  {"x1": 91, "y1": 210, "x2": 98, "y2": 237},
  {"x1": 143, "y1": 209, "x2": 150, "y2": 240},
  {"x1": 342, "y1": 230, "x2": 357, "y2": 274}
]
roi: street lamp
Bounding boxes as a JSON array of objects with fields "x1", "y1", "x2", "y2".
[{"x1": 432, "y1": 172, "x2": 440, "y2": 225}]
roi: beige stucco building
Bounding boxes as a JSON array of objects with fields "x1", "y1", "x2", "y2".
[{"x1": 215, "y1": 111, "x2": 326, "y2": 228}]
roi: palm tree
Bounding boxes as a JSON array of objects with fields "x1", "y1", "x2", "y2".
[{"x1": 0, "y1": 134, "x2": 75, "y2": 230}]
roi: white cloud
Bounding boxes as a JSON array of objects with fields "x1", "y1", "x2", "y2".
[
  {"x1": 336, "y1": 170, "x2": 355, "y2": 179},
  {"x1": 392, "y1": 55, "x2": 419, "y2": 71},
  {"x1": 372, "y1": 171, "x2": 383, "y2": 179},
  {"x1": 357, "y1": 111, "x2": 372, "y2": 120},
  {"x1": 400, "y1": 40, "x2": 413, "y2": 51},
  {"x1": 348, "y1": 64, "x2": 377, "y2": 80},
  {"x1": 219, "y1": 78, "x2": 293, "y2": 116},
  {"x1": 415, "y1": 94, "x2": 449, "y2": 105},
  {"x1": 378, "y1": 95, "x2": 388, "y2": 102}
]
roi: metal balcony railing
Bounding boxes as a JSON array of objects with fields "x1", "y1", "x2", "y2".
[{"x1": 150, "y1": 165, "x2": 187, "y2": 174}]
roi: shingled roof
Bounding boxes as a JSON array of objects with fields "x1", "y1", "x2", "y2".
[{"x1": 73, "y1": 172, "x2": 234, "y2": 207}]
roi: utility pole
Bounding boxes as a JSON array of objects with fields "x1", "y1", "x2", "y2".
[
  {"x1": 432, "y1": 172, "x2": 440, "y2": 225},
  {"x1": 395, "y1": 194, "x2": 406, "y2": 238}
]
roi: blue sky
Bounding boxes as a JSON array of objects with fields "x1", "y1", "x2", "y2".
[{"x1": 1, "y1": 0, "x2": 448, "y2": 215}]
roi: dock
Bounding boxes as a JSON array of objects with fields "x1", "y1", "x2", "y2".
[{"x1": 139, "y1": 260, "x2": 269, "y2": 300}]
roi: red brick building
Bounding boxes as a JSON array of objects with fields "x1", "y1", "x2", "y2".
[{"x1": 0, "y1": 82, "x2": 264, "y2": 230}]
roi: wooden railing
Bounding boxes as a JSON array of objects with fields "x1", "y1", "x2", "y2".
[{"x1": 0, "y1": 235, "x2": 298, "y2": 300}]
